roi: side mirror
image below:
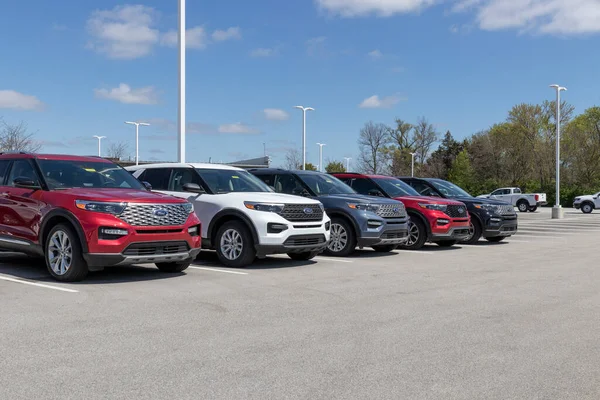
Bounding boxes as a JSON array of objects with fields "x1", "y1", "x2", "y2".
[
  {"x1": 13, "y1": 177, "x2": 41, "y2": 190},
  {"x1": 183, "y1": 182, "x2": 205, "y2": 194},
  {"x1": 142, "y1": 181, "x2": 152, "y2": 191}
]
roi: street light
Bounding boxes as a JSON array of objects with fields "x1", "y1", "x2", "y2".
[
  {"x1": 409, "y1": 152, "x2": 416, "y2": 177},
  {"x1": 177, "y1": 0, "x2": 186, "y2": 163},
  {"x1": 124, "y1": 121, "x2": 150, "y2": 165},
  {"x1": 92, "y1": 135, "x2": 106, "y2": 157},
  {"x1": 294, "y1": 106, "x2": 314, "y2": 170},
  {"x1": 316, "y1": 143, "x2": 326, "y2": 172},
  {"x1": 344, "y1": 157, "x2": 351, "y2": 172},
  {"x1": 550, "y1": 84, "x2": 567, "y2": 219}
]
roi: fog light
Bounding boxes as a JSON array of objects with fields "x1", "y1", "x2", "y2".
[
  {"x1": 188, "y1": 226, "x2": 199, "y2": 236},
  {"x1": 267, "y1": 223, "x2": 288, "y2": 234},
  {"x1": 367, "y1": 220, "x2": 383, "y2": 228},
  {"x1": 101, "y1": 228, "x2": 128, "y2": 236},
  {"x1": 437, "y1": 219, "x2": 450, "y2": 226},
  {"x1": 490, "y1": 217, "x2": 501, "y2": 222},
  {"x1": 325, "y1": 221, "x2": 331, "y2": 231}
]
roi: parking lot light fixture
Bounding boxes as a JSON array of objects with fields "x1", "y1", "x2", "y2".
[
  {"x1": 294, "y1": 106, "x2": 314, "y2": 170},
  {"x1": 549, "y1": 84, "x2": 567, "y2": 219},
  {"x1": 409, "y1": 152, "x2": 416, "y2": 177},
  {"x1": 344, "y1": 157, "x2": 351, "y2": 172},
  {"x1": 317, "y1": 143, "x2": 326, "y2": 172},
  {"x1": 93, "y1": 135, "x2": 106, "y2": 157},
  {"x1": 125, "y1": 121, "x2": 150, "y2": 165}
]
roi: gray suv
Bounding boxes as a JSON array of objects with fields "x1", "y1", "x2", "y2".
[{"x1": 249, "y1": 169, "x2": 409, "y2": 256}]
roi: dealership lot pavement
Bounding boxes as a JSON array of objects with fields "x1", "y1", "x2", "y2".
[{"x1": 2, "y1": 208, "x2": 600, "y2": 399}]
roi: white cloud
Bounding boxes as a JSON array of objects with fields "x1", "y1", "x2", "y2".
[
  {"x1": 316, "y1": 0, "x2": 438, "y2": 17},
  {"x1": 161, "y1": 26, "x2": 208, "y2": 49},
  {"x1": 94, "y1": 83, "x2": 159, "y2": 105},
  {"x1": 368, "y1": 49, "x2": 383, "y2": 59},
  {"x1": 86, "y1": 5, "x2": 160, "y2": 59},
  {"x1": 218, "y1": 123, "x2": 260, "y2": 134},
  {"x1": 251, "y1": 47, "x2": 276, "y2": 57},
  {"x1": 0, "y1": 90, "x2": 45, "y2": 111},
  {"x1": 263, "y1": 108, "x2": 290, "y2": 121},
  {"x1": 359, "y1": 94, "x2": 404, "y2": 109},
  {"x1": 212, "y1": 27, "x2": 242, "y2": 41}
]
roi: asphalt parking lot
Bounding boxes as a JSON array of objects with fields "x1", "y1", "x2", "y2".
[{"x1": 2, "y1": 208, "x2": 600, "y2": 399}]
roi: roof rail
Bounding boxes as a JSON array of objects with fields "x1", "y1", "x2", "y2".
[{"x1": 0, "y1": 151, "x2": 32, "y2": 155}]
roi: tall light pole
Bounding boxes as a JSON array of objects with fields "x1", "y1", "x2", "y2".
[
  {"x1": 294, "y1": 106, "x2": 314, "y2": 170},
  {"x1": 316, "y1": 143, "x2": 326, "y2": 172},
  {"x1": 178, "y1": 0, "x2": 186, "y2": 163},
  {"x1": 93, "y1": 135, "x2": 106, "y2": 157},
  {"x1": 344, "y1": 157, "x2": 351, "y2": 172},
  {"x1": 409, "y1": 152, "x2": 416, "y2": 177},
  {"x1": 125, "y1": 121, "x2": 150, "y2": 165},
  {"x1": 550, "y1": 84, "x2": 567, "y2": 219}
]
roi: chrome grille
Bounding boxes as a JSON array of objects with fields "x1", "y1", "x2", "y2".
[
  {"x1": 498, "y1": 204, "x2": 516, "y2": 215},
  {"x1": 283, "y1": 235, "x2": 327, "y2": 247},
  {"x1": 446, "y1": 205, "x2": 468, "y2": 218},
  {"x1": 279, "y1": 204, "x2": 324, "y2": 222},
  {"x1": 376, "y1": 203, "x2": 407, "y2": 219},
  {"x1": 119, "y1": 203, "x2": 189, "y2": 226},
  {"x1": 123, "y1": 241, "x2": 190, "y2": 256}
]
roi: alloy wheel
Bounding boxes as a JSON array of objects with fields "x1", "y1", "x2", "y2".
[
  {"x1": 518, "y1": 203, "x2": 528, "y2": 212},
  {"x1": 48, "y1": 230, "x2": 73, "y2": 276},
  {"x1": 405, "y1": 221, "x2": 419, "y2": 246},
  {"x1": 220, "y1": 229, "x2": 243, "y2": 261},
  {"x1": 583, "y1": 204, "x2": 592, "y2": 213},
  {"x1": 464, "y1": 221, "x2": 475, "y2": 242},
  {"x1": 328, "y1": 223, "x2": 348, "y2": 253}
]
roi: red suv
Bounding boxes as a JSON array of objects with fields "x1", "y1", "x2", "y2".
[
  {"x1": 332, "y1": 173, "x2": 470, "y2": 249},
  {"x1": 0, "y1": 153, "x2": 201, "y2": 281}
]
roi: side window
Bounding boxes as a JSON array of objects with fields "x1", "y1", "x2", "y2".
[
  {"x1": 255, "y1": 174, "x2": 274, "y2": 187},
  {"x1": 337, "y1": 177, "x2": 352, "y2": 185},
  {"x1": 410, "y1": 182, "x2": 437, "y2": 196},
  {"x1": 141, "y1": 168, "x2": 171, "y2": 190},
  {"x1": 349, "y1": 178, "x2": 378, "y2": 195},
  {"x1": 513, "y1": 188, "x2": 521, "y2": 194},
  {"x1": 274, "y1": 174, "x2": 306, "y2": 195},
  {"x1": 491, "y1": 189, "x2": 502, "y2": 196},
  {"x1": 0, "y1": 160, "x2": 11, "y2": 185},
  {"x1": 7, "y1": 160, "x2": 40, "y2": 187},
  {"x1": 169, "y1": 168, "x2": 202, "y2": 192}
]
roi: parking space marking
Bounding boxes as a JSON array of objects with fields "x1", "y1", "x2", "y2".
[
  {"x1": 313, "y1": 257, "x2": 353, "y2": 263},
  {"x1": 188, "y1": 266, "x2": 249, "y2": 275},
  {"x1": 0, "y1": 275, "x2": 79, "y2": 293}
]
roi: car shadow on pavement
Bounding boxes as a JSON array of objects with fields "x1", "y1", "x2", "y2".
[
  {"x1": 396, "y1": 245, "x2": 462, "y2": 253},
  {"x1": 195, "y1": 251, "x2": 316, "y2": 270},
  {"x1": 469, "y1": 241, "x2": 510, "y2": 247},
  {"x1": 0, "y1": 252, "x2": 185, "y2": 284}
]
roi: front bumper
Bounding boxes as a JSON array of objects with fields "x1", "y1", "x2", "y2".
[
  {"x1": 356, "y1": 218, "x2": 409, "y2": 247},
  {"x1": 431, "y1": 226, "x2": 471, "y2": 241},
  {"x1": 256, "y1": 234, "x2": 328, "y2": 256},
  {"x1": 574, "y1": 202, "x2": 581, "y2": 209},
  {"x1": 484, "y1": 216, "x2": 518, "y2": 238}
]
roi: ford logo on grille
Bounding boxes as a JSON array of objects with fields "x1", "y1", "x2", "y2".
[
  {"x1": 393, "y1": 207, "x2": 399, "y2": 213},
  {"x1": 153, "y1": 209, "x2": 169, "y2": 217},
  {"x1": 303, "y1": 207, "x2": 314, "y2": 214},
  {"x1": 458, "y1": 207, "x2": 464, "y2": 214}
]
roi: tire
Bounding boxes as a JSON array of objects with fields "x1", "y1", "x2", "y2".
[
  {"x1": 528, "y1": 206, "x2": 538, "y2": 212},
  {"x1": 581, "y1": 202, "x2": 594, "y2": 214},
  {"x1": 461, "y1": 217, "x2": 482, "y2": 245},
  {"x1": 45, "y1": 223, "x2": 88, "y2": 282},
  {"x1": 517, "y1": 200, "x2": 529, "y2": 213},
  {"x1": 156, "y1": 260, "x2": 191, "y2": 273},
  {"x1": 372, "y1": 244, "x2": 397, "y2": 252},
  {"x1": 287, "y1": 251, "x2": 319, "y2": 261},
  {"x1": 435, "y1": 240, "x2": 457, "y2": 247},
  {"x1": 486, "y1": 236, "x2": 505, "y2": 243},
  {"x1": 325, "y1": 217, "x2": 356, "y2": 257},
  {"x1": 397, "y1": 218, "x2": 427, "y2": 250},
  {"x1": 215, "y1": 221, "x2": 256, "y2": 268}
]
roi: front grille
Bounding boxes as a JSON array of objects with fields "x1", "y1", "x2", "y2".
[
  {"x1": 452, "y1": 228, "x2": 470, "y2": 237},
  {"x1": 283, "y1": 234, "x2": 326, "y2": 247},
  {"x1": 119, "y1": 203, "x2": 189, "y2": 226},
  {"x1": 501, "y1": 226, "x2": 517, "y2": 232},
  {"x1": 445, "y1": 205, "x2": 468, "y2": 218},
  {"x1": 376, "y1": 203, "x2": 407, "y2": 219},
  {"x1": 382, "y1": 231, "x2": 407, "y2": 239},
  {"x1": 123, "y1": 241, "x2": 190, "y2": 256},
  {"x1": 498, "y1": 204, "x2": 516, "y2": 215},
  {"x1": 279, "y1": 204, "x2": 323, "y2": 222}
]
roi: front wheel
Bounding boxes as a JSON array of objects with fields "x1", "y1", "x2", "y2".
[
  {"x1": 581, "y1": 203, "x2": 594, "y2": 214},
  {"x1": 325, "y1": 218, "x2": 356, "y2": 257},
  {"x1": 435, "y1": 240, "x2": 457, "y2": 247},
  {"x1": 288, "y1": 251, "x2": 319, "y2": 261},
  {"x1": 156, "y1": 260, "x2": 191, "y2": 273},
  {"x1": 372, "y1": 244, "x2": 397, "y2": 252},
  {"x1": 461, "y1": 218, "x2": 482, "y2": 245},
  {"x1": 215, "y1": 221, "x2": 256, "y2": 268},
  {"x1": 397, "y1": 218, "x2": 427, "y2": 250},
  {"x1": 45, "y1": 223, "x2": 88, "y2": 282},
  {"x1": 486, "y1": 236, "x2": 505, "y2": 243}
]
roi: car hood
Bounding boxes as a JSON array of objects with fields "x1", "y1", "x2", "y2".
[
  {"x1": 476, "y1": 194, "x2": 491, "y2": 198},
  {"x1": 574, "y1": 195, "x2": 595, "y2": 202},
  {"x1": 393, "y1": 195, "x2": 466, "y2": 205},
  {"x1": 466, "y1": 196, "x2": 512, "y2": 206},
  {"x1": 53, "y1": 188, "x2": 188, "y2": 203},
  {"x1": 316, "y1": 193, "x2": 401, "y2": 204},
  {"x1": 213, "y1": 191, "x2": 322, "y2": 205}
]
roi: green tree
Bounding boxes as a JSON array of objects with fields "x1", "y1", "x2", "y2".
[
  {"x1": 325, "y1": 160, "x2": 346, "y2": 173},
  {"x1": 448, "y1": 150, "x2": 475, "y2": 193},
  {"x1": 303, "y1": 163, "x2": 317, "y2": 171},
  {"x1": 426, "y1": 130, "x2": 462, "y2": 179}
]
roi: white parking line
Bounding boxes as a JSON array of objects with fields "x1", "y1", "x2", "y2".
[
  {"x1": 0, "y1": 275, "x2": 79, "y2": 293},
  {"x1": 188, "y1": 266, "x2": 248, "y2": 275},
  {"x1": 313, "y1": 257, "x2": 353, "y2": 263}
]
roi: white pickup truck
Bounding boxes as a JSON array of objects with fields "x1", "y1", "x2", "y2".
[
  {"x1": 477, "y1": 187, "x2": 547, "y2": 213},
  {"x1": 573, "y1": 192, "x2": 600, "y2": 213}
]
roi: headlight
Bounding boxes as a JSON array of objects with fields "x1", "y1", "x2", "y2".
[
  {"x1": 474, "y1": 204, "x2": 499, "y2": 213},
  {"x1": 75, "y1": 200, "x2": 126, "y2": 214},
  {"x1": 348, "y1": 203, "x2": 381, "y2": 213},
  {"x1": 574, "y1": 197, "x2": 581, "y2": 202},
  {"x1": 418, "y1": 203, "x2": 447, "y2": 211},
  {"x1": 244, "y1": 202, "x2": 284, "y2": 213},
  {"x1": 182, "y1": 202, "x2": 194, "y2": 214}
]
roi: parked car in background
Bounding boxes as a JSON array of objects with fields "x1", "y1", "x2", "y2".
[
  {"x1": 127, "y1": 163, "x2": 330, "y2": 267},
  {"x1": 332, "y1": 173, "x2": 470, "y2": 249},
  {"x1": 399, "y1": 177, "x2": 518, "y2": 244},
  {"x1": 477, "y1": 187, "x2": 547, "y2": 212},
  {"x1": 0, "y1": 153, "x2": 201, "y2": 281},
  {"x1": 249, "y1": 169, "x2": 409, "y2": 256},
  {"x1": 573, "y1": 192, "x2": 600, "y2": 213}
]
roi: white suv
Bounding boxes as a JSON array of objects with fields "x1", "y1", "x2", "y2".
[{"x1": 126, "y1": 163, "x2": 331, "y2": 267}]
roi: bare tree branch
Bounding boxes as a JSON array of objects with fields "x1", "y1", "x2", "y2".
[
  {"x1": 0, "y1": 119, "x2": 42, "y2": 153},
  {"x1": 357, "y1": 121, "x2": 390, "y2": 174},
  {"x1": 106, "y1": 142, "x2": 129, "y2": 160}
]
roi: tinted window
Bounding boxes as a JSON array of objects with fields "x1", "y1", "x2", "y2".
[
  {"x1": 428, "y1": 179, "x2": 472, "y2": 198},
  {"x1": 274, "y1": 174, "x2": 310, "y2": 196},
  {"x1": 140, "y1": 168, "x2": 171, "y2": 190},
  {"x1": 0, "y1": 160, "x2": 10, "y2": 185},
  {"x1": 196, "y1": 168, "x2": 270, "y2": 193},
  {"x1": 513, "y1": 188, "x2": 521, "y2": 194},
  {"x1": 8, "y1": 160, "x2": 40, "y2": 187},
  {"x1": 169, "y1": 168, "x2": 203, "y2": 192},
  {"x1": 408, "y1": 181, "x2": 439, "y2": 197},
  {"x1": 371, "y1": 177, "x2": 420, "y2": 197},
  {"x1": 350, "y1": 178, "x2": 380, "y2": 194},
  {"x1": 295, "y1": 173, "x2": 356, "y2": 195},
  {"x1": 255, "y1": 174, "x2": 275, "y2": 187},
  {"x1": 37, "y1": 160, "x2": 144, "y2": 190}
]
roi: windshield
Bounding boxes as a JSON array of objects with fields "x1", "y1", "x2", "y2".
[
  {"x1": 372, "y1": 177, "x2": 420, "y2": 197},
  {"x1": 429, "y1": 179, "x2": 472, "y2": 198},
  {"x1": 196, "y1": 168, "x2": 271, "y2": 193},
  {"x1": 296, "y1": 173, "x2": 356, "y2": 195},
  {"x1": 37, "y1": 159, "x2": 145, "y2": 190}
]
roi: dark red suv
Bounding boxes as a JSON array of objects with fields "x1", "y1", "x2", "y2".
[{"x1": 0, "y1": 153, "x2": 201, "y2": 281}]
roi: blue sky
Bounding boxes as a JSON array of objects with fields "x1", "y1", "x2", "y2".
[{"x1": 1, "y1": 0, "x2": 599, "y2": 168}]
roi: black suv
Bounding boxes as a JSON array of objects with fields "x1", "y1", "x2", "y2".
[{"x1": 399, "y1": 177, "x2": 518, "y2": 244}]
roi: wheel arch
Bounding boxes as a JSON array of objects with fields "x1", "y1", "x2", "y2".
[
  {"x1": 326, "y1": 210, "x2": 360, "y2": 239},
  {"x1": 39, "y1": 209, "x2": 89, "y2": 253},
  {"x1": 406, "y1": 209, "x2": 431, "y2": 239},
  {"x1": 207, "y1": 209, "x2": 259, "y2": 248}
]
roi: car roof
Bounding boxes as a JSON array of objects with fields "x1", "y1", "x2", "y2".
[
  {"x1": 0, "y1": 152, "x2": 112, "y2": 163},
  {"x1": 126, "y1": 162, "x2": 243, "y2": 171},
  {"x1": 249, "y1": 168, "x2": 323, "y2": 174}
]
